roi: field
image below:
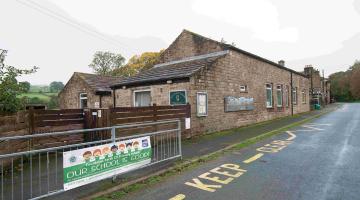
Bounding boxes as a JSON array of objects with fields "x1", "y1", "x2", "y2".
[{"x1": 18, "y1": 93, "x2": 58, "y2": 103}]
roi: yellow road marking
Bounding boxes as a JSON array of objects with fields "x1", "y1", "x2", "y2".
[
  {"x1": 169, "y1": 194, "x2": 186, "y2": 200},
  {"x1": 307, "y1": 123, "x2": 331, "y2": 126},
  {"x1": 286, "y1": 131, "x2": 296, "y2": 141},
  {"x1": 185, "y1": 178, "x2": 222, "y2": 192},
  {"x1": 243, "y1": 153, "x2": 264, "y2": 164}
]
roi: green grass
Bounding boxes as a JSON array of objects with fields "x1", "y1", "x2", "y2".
[{"x1": 17, "y1": 92, "x2": 58, "y2": 102}]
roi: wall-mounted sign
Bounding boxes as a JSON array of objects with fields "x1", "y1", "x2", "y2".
[
  {"x1": 170, "y1": 90, "x2": 187, "y2": 105},
  {"x1": 224, "y1": 96, "x2": 254, "y2": 112},
  {"x1": 197, "y1": 92, "x2": 208, "y2": 116},
  {"x1": 63, "y1": 136, "x2": 151, "y2": 191}
]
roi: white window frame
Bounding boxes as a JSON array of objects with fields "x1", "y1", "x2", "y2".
[
  {"x1": 240, "y1": 85, "x2": 247, "y2": 93},
  {"x1": 265, "y1": 83, "x2": 273, "y2": 108},
  {"x1": 133, "y1": 89, "x2": 151, "y2": 107},
  {"x1": 196, "y1": 92, "x2": 208, "y2": 117},
  {"x1": 285, "y1": 85, "x2": 289, "y2": 107},
  {"x1": 292, "y1": 87, "x2": 297, "y2": 105},
  {"x1": 79, "y1": 93, "x2": 87, "y2": 108},
  {"x1": 276, "y1": 85, "x2": 283, "y2": 107},
  {"x1": 168, "y1": 90, "x2": 187, "y2": 105},
  {"x1": 302, "y1": 90, "x2": 306, "y2": 104}
]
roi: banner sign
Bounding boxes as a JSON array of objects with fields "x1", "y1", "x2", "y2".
[
  {"x1": 63, "y1": 136, "x2": 151, "y2": 191},
  {"x1": 224, "y1": 96, "x2": 254, "y2": 112}
]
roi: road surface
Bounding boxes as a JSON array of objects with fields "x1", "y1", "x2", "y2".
[{"x1": 125, "y1": 103, "x2": 360, "y2": 200}]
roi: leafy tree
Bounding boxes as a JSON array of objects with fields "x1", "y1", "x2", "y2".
[
  {"x1": 19, "y1": 81, "x2": 31, "y2": 92},
  {"x1": 329, "y1": 60, "x2": 360, "y2": 101},
  {"x1": 49, "y1": 81, "x2": 64, "y2": 93},
  {"x1": 349, "y1": 61, "x2": 360, "y2": 99},
  {"x1": 113, "y1": 51, "x2": 163, "y2": 77},
  {"x1": 89, "y1": 51, "x2": 125, "y2": 75},
  {"x1": 47, "y1": 95, "x2": 59, "y2": 109},
  {"x1": 0, "y1": 50, "x2": 37, "y2": 113}
]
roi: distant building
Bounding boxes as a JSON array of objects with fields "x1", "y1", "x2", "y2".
[
  {"x1": 110, "y1": 30, "x2": 311, "y2": 135},
  {"x1": 303, "y1": 65, "x2": 331, "y2": 105},
  {"x1": 59, "y1": 72, "x2": 122, "y2": 109}
]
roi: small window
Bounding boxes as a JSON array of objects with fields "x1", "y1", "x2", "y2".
[
  {"x1": 285, "y1": 85, "x2": 289, "y2": 107},
  {"x1": 169, "y1": 90, "x2": 187, "y2": 105},
  {"x1": 265, "y1": 84, "x2": 273, "y2": 108},
  {"x1": 276, "y1": 85, "x2": 283, "y2": 107},
  {"x1": 79, "y1": 93, "x2": 88, "y2": 108},
  {"x1": 240, "y1": 85, "x2": 247, "y2": 92},
  {"x1": 197, "y1": 92, "x2": 208, "y2": 116},
  {"x1": 292, "y1": 87, "x2": 297, "y2": 105},
  {"x1": 302, "y1": 90, "x2": 306, "y2": 104},
  {"x1": 134, "y1": 90, "x2": 151, "y2": 107}
]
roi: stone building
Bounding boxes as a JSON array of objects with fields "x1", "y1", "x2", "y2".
[
  {"x1": 59, "y1": 72, "x2": 121, "y2": 109},
  {"x1": 303, "y1": 65, "x2": 331, "y2": 105},
  {"x1": 110, "y1": 30, "x2": 310, "y2": 135}
]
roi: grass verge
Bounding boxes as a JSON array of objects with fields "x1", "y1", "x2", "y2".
[{"x1": 88, "y1": 107, "x2": 336, "y2": 200}]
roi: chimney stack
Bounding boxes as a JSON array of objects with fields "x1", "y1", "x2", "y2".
[{"x1": 278, "y1": 60, "x2": 285, "y2": 67}]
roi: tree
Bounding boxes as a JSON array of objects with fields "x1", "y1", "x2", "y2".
[
  {"x1": 89, "y1": 51, "x2": 125, "y2": 75},
  {"x1": 0, "y1": 49, "x2": 38, "y2": 113},
  {"x1": 350, "y1": 61, "x2": 360, "y2": 99},
  {"x1": 112, "y1": 51, "x2": 163, "y2": 77},
  {"x1": 49, "y1": 81, "x2": 64, "y2": 93},
  {"x1": 19, "y1": 81, "x2": 31, "y2": 92},
  {"x1": 329, "y1": 60, "x2": 360, "y2": 102}
]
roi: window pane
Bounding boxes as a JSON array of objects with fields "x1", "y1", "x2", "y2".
[{"x1": 135, "y1": 91, "x2": 151, "y2": 107}]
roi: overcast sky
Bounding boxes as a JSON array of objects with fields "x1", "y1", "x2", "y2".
[{"x1": 1, "y1": 0, "x2": 360, "y2": 85}]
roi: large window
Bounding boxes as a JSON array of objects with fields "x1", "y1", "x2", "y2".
[
  {"x1": 79, "y1": 93, "x2": 87, "y2": 108},
  {"x1": 292, "y1": 87, "x2": 297, "y2": 105},
  {"x1": 265, "y1": 84, "x2": 273, "y2": 108},
  {"x1": 276, "y1": 85, "x2": 283, "y2": 107},
  {"x1": 197, "y1": 92, "x2": 208, "y2": 116},
  {"x1": 302, "y1": 90, "x2": 307, "y2": 104},
  {"x1": 285, "y1": 85, "x2": 289, "y2": 107},
  {"x1": 134, "y1": 90, "x2": 151, "y2": 107}
]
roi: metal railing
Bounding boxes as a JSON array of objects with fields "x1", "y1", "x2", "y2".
[{"x1": 0, "y1": 119, "x2": 182, "y2": 200}]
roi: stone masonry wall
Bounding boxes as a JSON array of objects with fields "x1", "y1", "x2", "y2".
[
  {"x1": 59, "y1": 74, "x2": 113, "y2": 109},
  {"x1": 159, "y1": 30, "x2": 225, "y2": 63}
]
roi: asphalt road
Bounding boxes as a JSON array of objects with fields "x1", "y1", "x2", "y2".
[{"x1": 124, "y1": 103, "x2": 360, "y2": 200}]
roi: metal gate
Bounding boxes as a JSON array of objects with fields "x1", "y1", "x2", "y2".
[{"x1": 0, "y1": 119, "x2": 182, "y2": 200}]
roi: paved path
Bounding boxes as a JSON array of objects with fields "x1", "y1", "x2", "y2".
[{"x1": 124, "y1": 103, "x2": 360, "y2": 200}]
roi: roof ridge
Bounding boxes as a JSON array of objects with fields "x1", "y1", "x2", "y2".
[{"x1": 154, "y1": 50, "x2": 229, "y2": 68}]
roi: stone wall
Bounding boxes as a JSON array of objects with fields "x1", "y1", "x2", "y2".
[
  {"x1": 59, "y1": 74, "x2": 113, "y2": 109},
  {"x1": 114, "y1": 50, "x2": 310, "y2": 136},
  {"x1": 159, "y1": 30, "x2": 225, "y2": 63}
]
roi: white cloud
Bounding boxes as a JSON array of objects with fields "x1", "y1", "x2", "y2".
[{"x1": 192, "y1": 0, "x2": 299, "y2": 42}]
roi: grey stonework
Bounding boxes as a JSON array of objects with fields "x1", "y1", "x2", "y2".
[{"x1": 114, "y1": 30, "x2": 311, "y2": 136}]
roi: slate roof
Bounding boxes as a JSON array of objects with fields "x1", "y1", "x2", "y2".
[
  {"x1": 75, "y1": 72, "x2": 122, "y2": 93},
  {"x1": 111, "y1": 51, "x2": 228, "y2": 88}
]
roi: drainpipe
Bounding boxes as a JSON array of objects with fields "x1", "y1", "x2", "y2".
[
  {"x1": 290, "y1": 72, "x2": 293, "y2": 116},
  {"x1": 112, "y1": 89, "x2": 116, "y2": 108},
  {"x1": 99, "y1": 95, "x2": 102, "y2": 108}
]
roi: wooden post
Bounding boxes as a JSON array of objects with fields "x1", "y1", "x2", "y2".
[{"x1": 28, "y1": 108, "x2": 35, "y2": 150}]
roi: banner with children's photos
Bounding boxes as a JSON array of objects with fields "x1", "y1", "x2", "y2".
[{"x1": 63, "y1": 136, "x2": 151, "y2": 191}]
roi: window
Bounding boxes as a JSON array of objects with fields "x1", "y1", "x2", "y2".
[
  {"x1": 169, "y1": 90, "x2": 187, "y2": 105},
  {"x1": 240, "y1": 85, "x2": 247, "y2": 92},
  {"x1": 285, "y1": 85, "x2": 289, "y2": 107},
  {"x1": 276, "y1": 85, "x2": 283, "y2": 107},
  {"x1": 79, "y1": 93, "x2": 88, "y2": 108},
  {"x1": 265, "y1": 84, "x2": 273, "y2": 108},
  {"x1": 134, "y1": 90, "x2": 151, "y2": 107},
  {"x1": 302, "y1": 90, "x2": 306, "y2": 104},
  {"x1": 292, "y1": 87, "x2": 297, "y2": 105},
  {"x1": 197, "y1": 92, "x2": 208, "y2": 116}
]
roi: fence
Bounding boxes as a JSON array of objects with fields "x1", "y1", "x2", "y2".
[
  {"x1": 0, "y1": 120, "x2": 182, "y2": 200},
  {"x1": 0, "y1": 104, "x2": 191, "y2": 160}
]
